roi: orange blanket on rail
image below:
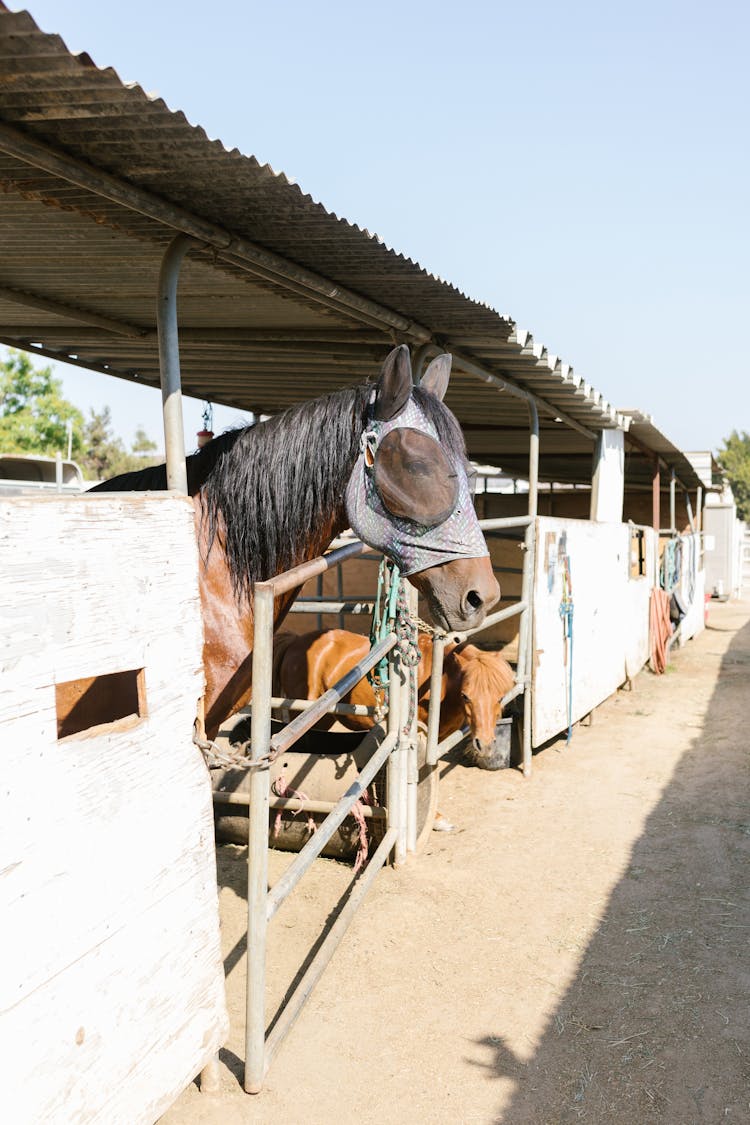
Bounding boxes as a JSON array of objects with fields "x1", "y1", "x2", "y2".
[{"x1": 649, "y1": 588, "x2": 673, "y2": 674}]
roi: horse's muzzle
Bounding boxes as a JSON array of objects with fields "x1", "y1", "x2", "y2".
[{"x1": 410, "y1": 555, "x2": 500, "y2": 631}]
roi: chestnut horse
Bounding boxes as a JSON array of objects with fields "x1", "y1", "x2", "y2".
[
  {"x1": 273, "y1": 629, "x2": 515, "y2": 770},
  {"x1": 91, "y1": 346, "x2": 499, "y2": 737}
]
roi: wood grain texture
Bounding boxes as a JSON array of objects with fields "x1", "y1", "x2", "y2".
[{"x1": 0, "y1": 493, "x2": 228, "y2": 1124}]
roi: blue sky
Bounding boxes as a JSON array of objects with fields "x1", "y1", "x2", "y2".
[{"x1": 9, "y1": 0, "x2": 750, "y2": 455}]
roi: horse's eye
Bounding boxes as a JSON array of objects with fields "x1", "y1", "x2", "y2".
[
  {"x1": 407, "y1": 460, "x2": 429, "y2": 476},
  {"x1": 461, "y1": 692, "x2": 470, "y2": 703}
]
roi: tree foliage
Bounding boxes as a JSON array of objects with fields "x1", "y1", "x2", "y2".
[
  {"x1": 0, "y1": 349, "x2": 84, "y2": 457},
  {"x1": 80, "y1": 407, "x2": 161, "y2": 481},
  {"x1": 0, "y1": 348, "x2": 162, "y2": 481},
  {"x1": 717, "y1": 430, "x2": 750, "y2": 522}
]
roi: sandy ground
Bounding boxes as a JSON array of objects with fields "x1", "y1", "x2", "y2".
[{"x1": 162, "y1": 598, "x2": 750, "y2": 1125}]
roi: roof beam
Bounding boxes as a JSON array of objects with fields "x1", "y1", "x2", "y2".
[
  {"x1": 0, "y1": 284, "x2": 146, "y2": 337},
  {"x1": 0, "y1": 326, "x2": 391, "y2": 354},
  {"x1": 0, "y1": 120, "x2": 433, "y2": 343}
]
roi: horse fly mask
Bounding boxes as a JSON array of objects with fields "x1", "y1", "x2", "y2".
[{"x1": 345, "y1": 393, "x2": 489, "y2": 576}]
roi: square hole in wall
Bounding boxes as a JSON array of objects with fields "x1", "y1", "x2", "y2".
[{"x1": 56, "y1": 669, "x2": 147, "y2": 740}]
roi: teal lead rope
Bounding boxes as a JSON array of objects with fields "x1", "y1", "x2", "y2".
[
  {"x1": 368, "y1": 557, "x2": 421, "y2": 732},
  {"x1": 559, "y1": 552, "x2": 574, "y2": 744},
  {"x1": 368, "y1": 558, "x2": 402, "y2": 719}
]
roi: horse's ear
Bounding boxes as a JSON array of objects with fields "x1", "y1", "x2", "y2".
[
  {"x1": 373, "y1": 344, "x2": 413, "y2": 421},
  {"x1": 420, "y1": 353, "x2": 452, "y2": 401}
]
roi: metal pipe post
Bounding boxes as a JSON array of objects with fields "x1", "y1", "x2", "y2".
[
  {"x1": 156, "y1": 234, "x2": 195, "y2": 494},
  {"x1": 425, "y1": 633, "x2": 445, "y2": 767},
  {"x1": 406, "y1": 585, "x2": 419, "y2": 853},
  {"x1": 519, "y1": 521, "x2": 536, "y2": 778},
  {"x1": 411, "y1": 342, "x2": 436, "y2": 382},
  {"x1": 696, "y1": 486, "x2": 703, "y2": 533},
  {"x1": 652, "y1": 458, "x2": 661, "y2": 532},
  {"x1": 244, "y1": 584, "x2": 274, "y2": 1094},
  {"x1": 386, "y1": 648, "x2": 406, "y2": 865},
  {"x1": 518, "y1": 396, "x2": 539, "y2": 778},
  {"x1": 669, "y1": 469, "x2": 676, "y2": 533}
]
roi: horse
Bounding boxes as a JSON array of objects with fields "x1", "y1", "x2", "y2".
[
  {"x1": 273, "y1": 629, "x2": 516, "y2": 770},
  {"x1": 91, "y1": 346, "x2": 500, "y2": 738}
]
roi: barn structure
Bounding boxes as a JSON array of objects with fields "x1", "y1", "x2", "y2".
[{"x1": 0, "y1": 5, "x2": 710, "y2": 1116}]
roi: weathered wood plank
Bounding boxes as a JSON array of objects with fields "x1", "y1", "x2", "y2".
[{"x1": 0, "y1": 493, "x2": 228, "y2": 1124}]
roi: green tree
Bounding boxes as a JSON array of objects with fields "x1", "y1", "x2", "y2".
[
  {"x1": 132, "y1": 426, "x2": 157, "y2": 454},
  {"x1": 717, "y1": 430, "x2": 750, "y2": 522},
  {"x1": 0, "y1": 349, "x2": 84, "y2": 457},
  {"x1": 81, "y1": 406, "x2": 121, "y2": 480},
  {"x1": 80, "y1": 408, "x2": 162, "y2": 481}
]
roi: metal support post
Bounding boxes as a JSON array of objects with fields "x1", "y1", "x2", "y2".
[
  {"x1": 411, "y1": 342, "x2": 436, "y2": 382},
  {"x1": 386, "y1": 648, "x2": 406, "y2": 866},
  {"x1": 406, "y1": 585, "x2": 419, "y2": 853},
  {"x1": 244, "y1": 583, "x2": 274, "y2": 1094},
  {"x1": 652, "y1": 457, "x2": 661, "y2": 533},
  {"x1": 425, "y1": 633, "x2": 445, "y2": 767},
  {"x1": 669, "y1": 469, "x2": 676, "y2": 534},
  {"x1": 156, "y1": 233, "x2": 195, "y2": 494},
  {"x1": 516, "y1": 397, "x2": 539, "y2": 778}
]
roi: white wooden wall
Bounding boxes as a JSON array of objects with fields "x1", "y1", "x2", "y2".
[
  {"x1": 532, "y1": 517, "x2": 655, "y2": 747},
  {"x1": 676, "y1": 531, "x2": 706, "y2": 644},
  {"x1": 0, "y1": 494, "x2": 227, "y2": 1125}
]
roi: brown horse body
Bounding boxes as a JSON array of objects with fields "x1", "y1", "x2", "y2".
[
  {"x1": 193, "y1": 499, "x2": 340, "y2": 737},
  {"x1": 92, "y1": 347, "x2": 500, "y2": 739},
  {"x1": 274, "y1": 629, "x2": 515, "y2": 769}
]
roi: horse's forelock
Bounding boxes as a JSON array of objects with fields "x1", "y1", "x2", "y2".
[{"x1": 461, "y1": 651, "x2": 514, "y2": 700}]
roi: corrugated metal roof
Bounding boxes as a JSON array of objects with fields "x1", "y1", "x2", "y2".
[
  {"x1": 0, "y1": 6, "x2": 702, "y2": 491},
  {"x1": 620, "y1": 410, "x2": 711, "y2": 492}
]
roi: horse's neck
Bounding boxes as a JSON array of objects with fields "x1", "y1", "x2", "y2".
[{"x1": 197, "y1": 496, "x2": 349, "y2": 739}]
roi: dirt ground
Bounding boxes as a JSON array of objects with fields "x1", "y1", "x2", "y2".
[{"x1": 162, "y1": 598, "x2": 750, "y2": 1125}]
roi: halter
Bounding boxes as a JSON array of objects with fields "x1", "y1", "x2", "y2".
[{"x1": 345, "y1": 394, "x2": 489, "y2": 576}]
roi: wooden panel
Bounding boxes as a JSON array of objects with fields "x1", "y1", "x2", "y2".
[
  {"x1": 0, "y1": 493, "x2": 227, "y2": 1124},
  {"x1": 531, "y1": 517, "x2": 655, "y2": 747}
]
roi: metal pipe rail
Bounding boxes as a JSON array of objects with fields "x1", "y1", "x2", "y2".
[
  {"x1": 288, "y1": 599, "x2": 375, "y2": 615},
  {"x1": 268, "y1": 634, "x2": 396, "y2": 757},
  {"x1": 266, "y1": 727, "x2": 396, "y2": 921},
  {"x1": 212, "y1": 791, "x2": 387, "y2": 819},
  {"x1": 263, "y1": 826, "x2": 398, "y2": 1077},
  {"x1": 448, "y1": 599, "x2": 528, "y2": 645},
  {"x1": 270, "y1": 696, "x2": 376, "y2": 717}
]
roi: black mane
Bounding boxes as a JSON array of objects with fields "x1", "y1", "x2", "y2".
[{"x1": 92, "y1": 382, "x2": 466, "y2": 601}]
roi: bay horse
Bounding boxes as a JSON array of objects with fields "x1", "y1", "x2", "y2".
[
  {"x1": 273, "y1": 629, "x2": 516, "y2": 770},
  {"x1": 91, "y1": 346, "x2": 500, "y2": 738}
]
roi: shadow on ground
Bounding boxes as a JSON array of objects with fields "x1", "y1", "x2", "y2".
[{"x1": 489, "y1": 619, "x2": 750, "y2": 1123}]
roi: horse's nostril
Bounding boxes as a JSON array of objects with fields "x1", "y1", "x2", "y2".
[{"x1": 466, "y1": 589, "x2": 483, "y2": 611}]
